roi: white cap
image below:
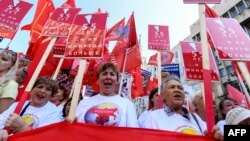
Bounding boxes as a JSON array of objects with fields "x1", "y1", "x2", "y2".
[{"x1": 226, "y1": 107, "x2": 250, "y2": 125}]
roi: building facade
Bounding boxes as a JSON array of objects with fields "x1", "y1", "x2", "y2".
[{"x1": 172, "y1": 0, "x2": 250, "y2": 97}]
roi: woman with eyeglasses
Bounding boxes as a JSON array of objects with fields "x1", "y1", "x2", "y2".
[{"x1": 0, "y1": 49, "x2": 19, "y2": 113}]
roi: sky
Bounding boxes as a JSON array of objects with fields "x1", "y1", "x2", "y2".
[{"x1": 0, "y1": 0, "x2": 200, "y2": 59}]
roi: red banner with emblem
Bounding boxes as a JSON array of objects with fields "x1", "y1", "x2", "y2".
[
  {"x1": 180, "y1": 41, "x2": 219, "y2": 81},
  {"x1": 183, "y1": 0, "x2": 222, "y2": 4},
  {"x1": 8, "y1": 121, "x2": 215, "y2": 141},
  {"x1": 41, "y1": 8, "x2": 81, "y2": 37},
  {"x1": 207, "y1": 18, "x2": 250, "y2": 61},
  {"x1": 0, "y1": 0, "x2": 32, "y2": 32},
  {"x1": 148, "y1": 25, "x2": 170, "y2": 50},
  {"x1": 65, "y1": 13, "x2": 108, "y2": 58}
]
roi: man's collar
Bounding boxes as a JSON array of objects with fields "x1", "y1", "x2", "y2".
[{"x1": 164, "y1": 106, "x2": 190, "y2": 120}]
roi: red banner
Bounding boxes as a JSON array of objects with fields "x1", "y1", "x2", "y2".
[
  {"x1": 0, "y1": 29, "x2": 15, "y2": 39},
  {"x1": 180, "y1": 41, "x2": 219, "y2": 81},
  {"x1": 183, "y1": 0, "x2": 222, "y2": 4},
  {"x1": 0, "y1": 0, "x2": 33, "y2": 32},
  {"x1": 8, "y1": 121, "x2": 215, "y2": 141},
  {"x1": 206, "y1": 18, "x2": 250, "y2": 61},
  {"x1": 148, "y1": 25, "x2": 170, "y2": 50},
  {"x1": 41, "y1": 8, "x2": 81, "y2": 37},
  {"x1": 65, "y1": 13, "x2": 108, "y2": 58},
  {"x1": 53, "y1": 37, "x2": 67, "y2": 55}
]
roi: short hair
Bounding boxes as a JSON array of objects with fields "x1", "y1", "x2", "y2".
[
  {"x1": 96, "y1": 62, "x2": 119, "y2": 81},
  {"x1": 33, "y1": 77, "x2": 59, "y2": 95},
  {"x1": 160, "y1": 75, "x2": 181, "y2": 94},
  {"x1": 219, "y1": 97, "x2": 238, "y2": 119},
  {"x1": 148, "y1": 87, "x2": 158, "y2": 110}
]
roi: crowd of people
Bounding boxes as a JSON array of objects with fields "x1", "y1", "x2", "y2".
[{"x1": 0, "y1": 49, "x2": 250, "y2": 141}]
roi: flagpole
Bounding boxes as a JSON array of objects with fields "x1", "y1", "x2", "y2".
[
  {"x1": 118, "y1": 48, "x2": 129, "y2": 97},
  {"x1": 235, "y1": 68, "x2": 250, "y2": 103},
  {"x1": 14, "y1": 37, "x2": 57, "y2": 114},
  {"x1": 199, "y1": 4, "x2": 214, "y2": 134},
  {"x1": 157, "y1": 51, "x2": 161, "y2": 94},
  {"x1": 237, "y1": 61, "x2": 250, "y2": 98},
  {"x1": 52, "y1": 56, "x2": 65, "y2": 80},
  {"x1": 68, "y1": 59, "x2": 87, "y2": 122}
]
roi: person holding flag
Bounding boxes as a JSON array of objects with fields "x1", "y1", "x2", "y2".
[
  {"x1": 0, "y1": 77, "x2": 62, "y2": 141},
  {"x1": 76, "y1": 62, "x2": 138, "y2": 127}
]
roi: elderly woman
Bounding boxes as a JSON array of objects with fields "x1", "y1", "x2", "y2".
[
  {"x1": 0, "y1": 77, "x2": 62, "y2": 141},
  {"x1": 0, "y1": 49, "x2": 19, "y2": 113},
  {"x1": 76, "y1": 62, "x2": 138, "y2": 127}
]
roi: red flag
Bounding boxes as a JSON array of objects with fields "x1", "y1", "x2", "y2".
[
  {"x1": 112, "y1": 12, "x2": 141, "y2": 71},
  {"x1": 105, "y1": 18, "x2": 125, "y2": 41},
  {"x1": 21, "y1": 0, "x2": 55, "y2": 43},
  {"x1": 144, "y1": 78, "x2": 158, "y2": 97},
  {"x1": 246, "y1": 61, "x2": 250, "y2": 73},
  {"x1": 61, "y1": 0, "x2": 76, "y2": 8},
  {"x1": 227, "y1": 84, "x2": 245, "y2": 105},
  {"x1": 148, "y1": 52, "x2": 174, "y2": 66},
  {"x1": 112, "y1": 44, "x2": 141, "y2": 71},
  {"x1": 8, "y1": 121, "x2": 215, "y2": 141},
  {"x1": 205, "y1": 4, "x2": 219, "y2": 18},
  {"x1": 128, "y1": 66, "x2": 144, "y2": 99}
]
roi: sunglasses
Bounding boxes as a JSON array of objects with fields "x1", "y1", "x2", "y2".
[{"x1": 0, "y1": 48, "x2": 17, "y2": 57}]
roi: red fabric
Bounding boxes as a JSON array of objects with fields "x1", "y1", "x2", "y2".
[
  {"x1": 112, "y1": 44, "x2": 141, "y2": 71},
  {"x1": 15, "y1": 87, "x2": 30, "y2": 102},
  {"x1": 246, "y1": 61, "x2": 250, "y2": 73},
  {"x1": 60, "y1": 0, "x2": 76, "y2": 8},
  {"x1": 203, "y1": 69, "x2": 215, "y2": 135},
  {"x1": 144, "y1": 78, "x2": 158, "y2": 96},
  {"x1": 111, "y1": 12, "x2": 141, "y2": 71},
  {"x1": 105, "y1": 18, "x2": 125, "y2": 41},
  {"x1": 39, "y1": 51, "x2": 60, "y2": 77},
  {"x1": 21, "y1": 0, "x2": 55, "y2": 43},
  {"x1": 61, "y1": 59, "x2": 74, "y2": 69},
  {"x1": 8, "y1": 121, "x2": 215, "y2": 141},
  {"x1": 128, "y1": 66, "x2": 144, "y2": 99},
  {"x1": 148, "y1": 51, "x2": 174, "y2": 66},
  {"x1": 227, "y1": 84, "x2": 245, "y2": 105},
  {"x1": 205, "y1": 4, "x2": 219, "y2": 18}
]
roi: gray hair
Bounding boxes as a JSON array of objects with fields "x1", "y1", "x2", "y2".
[{"x1": 160, "y1": 75, "x2": 181, "y2": 95}]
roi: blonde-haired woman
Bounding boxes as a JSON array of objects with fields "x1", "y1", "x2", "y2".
[{"x1": 0, "y1": 49, "x2": 18, "y2": 113}]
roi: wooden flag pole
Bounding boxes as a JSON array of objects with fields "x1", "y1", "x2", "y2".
[
  {"x1": 68, "y1": 59, "x2": 87, "y2": 123},
  {"x1": 52, "y1": 57, "x2": 65, "y2": 80},
  {"x1": 24, "y1": 37, "x2": 57, "y2": 92},
  {"x1": 199, "y1": 4, "x2": 214, "y2": 134},
  {"x1": 235, "y1": 67, "x2": 250, "y2": 103},
  {"x1": 118, "y1": 48, "x2": 129, "y2": 96},
  {"x1": 157, "y1": 51, "x2": 161, "y2": 94}
]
